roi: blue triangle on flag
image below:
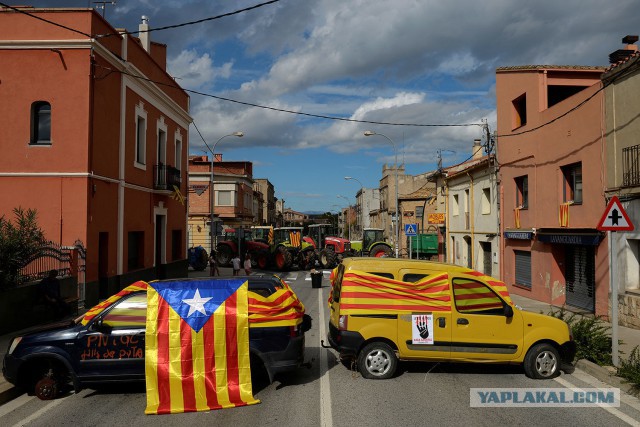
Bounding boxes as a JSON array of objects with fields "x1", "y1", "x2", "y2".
[{"x1": 149, "y1": 279, "x2": 246, "y2": 332}]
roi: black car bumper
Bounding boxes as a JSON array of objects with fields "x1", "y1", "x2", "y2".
[
  {"x1": 328, "y1": 323, "x2": 364, "y2": 357},
  {"x1": 3, "y1": 354, "x2": 21, "y2": 386},
  {"x1": 259, "y1": 334, "x2": 306, "y2": 379},
  {"x1": 560, "y1": 340, "x2": 577, "y2": 364}
]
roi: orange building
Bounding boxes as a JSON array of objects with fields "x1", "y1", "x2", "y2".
[
  {"x1": 0, "y1": 7, "x2": 191, "y2": 306},
  {"x1": 496, "y1": 65, "x2": 608, "y2": 315}
]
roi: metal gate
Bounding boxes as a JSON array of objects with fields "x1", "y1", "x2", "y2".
[
  {"x1": 481, "y1": 241, "x2": 492, "y2": 277},
  {"x1": 514, "y1": 250, "x2": 531, "y2": 288},
  {"x1": 565, "y1": 246, "x2": 595, "y2": 312}
]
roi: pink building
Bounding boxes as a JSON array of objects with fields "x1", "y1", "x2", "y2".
[
  {"x1": 496, "y1": 65, "x2": 609, "y2": 315},
  {"x1": 0, "y1": 7, "x2": 191, "y2": 306}
]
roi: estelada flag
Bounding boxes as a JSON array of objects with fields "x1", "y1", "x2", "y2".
[{"x1": 145, "y1": 279, "x2": 259, "y2": 414}]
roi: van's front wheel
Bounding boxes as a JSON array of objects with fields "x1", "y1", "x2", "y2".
[
  {"x1": 357, "y1": 342, "x2": 397, "y2": 379},
  {"x1": 524, "y1": 343, "x2": 560, "y2": 379}
]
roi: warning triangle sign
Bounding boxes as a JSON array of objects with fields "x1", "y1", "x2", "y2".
[{"x1": 597, "y1": 196, "x2": 634, "y2": 231}]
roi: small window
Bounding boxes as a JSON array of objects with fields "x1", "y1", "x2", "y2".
[
  {"x1": 464, "y1": 189, "x2": 470, "y2": 213},
  {"x1": 512, "y1": 93, "x2": 527, "y2": 129},
  {"x1": 31, "y1": 101, "x2": 51, "y2": 144},
  {"x1": 102, "y1": 293, "x2": 147, "y2": 328},
  {"x1": 561, "y1": 162, "x2": 582, "y2": 204},
  {"x1": 453, "y1": 278, "x2": 505, "y2": 315},
  {"x1": 175, "y1": 138, "x2": 182, "y2": 172},
  {"x1": 481, "y1": 188, "x2": 491, "y2": 214},
  {"x1": 127, "y1": 231, "x2": 144, "y2": 271},
  {"x1": 402, "y1": 273, "x2": 431, "y2": 283},
  {"x1": 368, "y1": 272, "x2": 394, "y2": 279},
  {"x1": 136, "y1": 116, "x2": 146, "y2": 165},
  {"x1": 515, "y1": 175, "x2": 528, "y2": 209},
  {"x1": 453, "y1": 194, "x2": 460, "y2": 216},
  {"x1": 157, "y1": 128, "x2": 166, "y2": 165},
  {"x1": 218, "y1": 190, "x2": 232, "y2": 206}
]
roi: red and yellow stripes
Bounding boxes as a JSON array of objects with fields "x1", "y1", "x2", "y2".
[
  {"x1": 248, "y1": 286, "x2": 305, "y2": 327},
  {"x1": 289, "y1": 231, "x2": 301, "y2": 247},
  {"x1": 145, "y1": 281, "x2": 259, "y2": 414},
  {"x1": 338, "y1": 271, "x2": 452, "y2": 314},
  {"x1": 514, "y1": 207, "x2": 521, "y2": 229},
  {"x1": 559, "y1": 202, "x2": 570, "y2": 227},
  {"x1": 81, "y1": 281, "x2": 148, "y2": 325},
  {"x1": 464, "y1": 270, "x2": 513, "y2": 305}
]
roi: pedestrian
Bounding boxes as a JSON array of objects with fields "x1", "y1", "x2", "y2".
[
  {"x1": 209, "y1": 251, "x2": 220, "y2": 276},
  {"x1": 38, "y1": 269, "x2": 69, "y2": 319},
  {"x1": 244, "y1": 253, "x2": 252, "y2": 275},
  {"x1": 231, "y1": 254, "x2": 241, "y2": 276}
]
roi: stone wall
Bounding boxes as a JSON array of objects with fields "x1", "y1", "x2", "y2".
[{"x1": 618, "y1": 292, "x2": 640, "y2": 329}]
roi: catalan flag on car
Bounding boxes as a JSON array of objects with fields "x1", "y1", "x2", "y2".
[
  {"x1": 144, "y1": 279, "x2": 259, "y2": 415},
  {"x1": 81, "y1": 281, "x2": 148, "y2": 325}
]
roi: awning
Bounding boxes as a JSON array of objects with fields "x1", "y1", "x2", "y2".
[
  {"x1": 504, "y1": 229, "x2": 534, "y2": 240},
  {"x1": 536, "y1": 228, "x2": 603, "y2": 246}
]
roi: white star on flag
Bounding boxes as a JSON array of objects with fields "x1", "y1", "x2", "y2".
[{"x1": 182, "y1": 289, "x2": 212, "y2": 317}]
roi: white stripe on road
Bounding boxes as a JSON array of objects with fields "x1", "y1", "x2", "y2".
[
  {"x1": 0, "y1": 393, "x2": 33, "y2": 418},
  {"x1": 569, "y1": 369, "x2": 640, "y2": 413},
  {"x1": 10, "y1": 395, "x2": 65, "y2": 427},
  {"x1": 554, "y1": 375, "x2": 639, "y2": 426},
  {"x1": 318, "y1": 288, "x2": 333, "y2": 427}
]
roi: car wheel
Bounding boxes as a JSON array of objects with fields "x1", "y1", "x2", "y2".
[
  {"x1": 523, "y1": 343, "x2": 560, "y2": 379},
  {"x1": 275, "y1": 247, "x2": 292, "y2": 270},
  {"x1": 357, "y1": 342, "x2": 397, "y2": 379},
  {"x1": 216, "y1": 245, "x2": 233, "y2": 267},
  {"x1": 370, "y1": 244, "x2": 391, "y2": 258},
  {"x1": 257, "y1": 251, "x2": 269, "y2": 269},
  {"x1": 35, "y1": 376, "x2": 58, "y2": 400}
]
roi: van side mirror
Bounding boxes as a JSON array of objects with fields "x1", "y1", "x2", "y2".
[{"x1": 504, "y1": 305, "x2": 514, "y2": 318}]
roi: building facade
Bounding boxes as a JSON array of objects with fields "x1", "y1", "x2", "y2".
[
  {"x1": 0, "y1": 8, "x2": 191, "y2": 305},
  {"x1": 496, "y1": 64, "x2": 608, "y2": 315},
  {"x1": 254, "y1": 178, "x2": 276, "y2": 225},
  {"x1": 603, "y1": 36, "x2": 640, "y2": 328}
]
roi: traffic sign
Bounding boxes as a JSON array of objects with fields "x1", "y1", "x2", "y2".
[
  {"x1": 404, "y1": 223, "x2": 417, "y2": 236},
  {"x1": 597, "y1": 196, "x2": 634, "y2": 231}
]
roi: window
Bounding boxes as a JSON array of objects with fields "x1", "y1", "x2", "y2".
[
  {"x1": 127, "y1": 231, "x2": 144, "y2": 271},
  {"x1": 416, "y1": 206, "x2": 424, "y2": 218},
  {"x1": 218, "y1": 190, "x2": 232, "y2": 206},
  {"x1": 464, "y1": 189, "x2": 469, "y2": 213},
  {"x1": 515, "y1": 175, "x2": 528, "y2": 209},
  {"x1": 175, "y1": 136, "x2": 182, "y2": 172},
  {"x1": 402, "y1": 273, "x2": 431, "y2": 283},
  {"x1": 103, "y1": 294, "x2": 147, "y2": 328},
  {"x1": 453, "y1": 194, "x2": 460, "y2": 216},
  {"x1": 481, "y1": 188, "x2": 491, "y2": 214},
  {"x1": 512, "y1": 93, "x2": 527, "y2": 129},
  {"x1": 561, "y1": 162, "x2": 582, "y2": 204},
  {"x1": 135, "y1": 103, "x2": 147, "y2": 166},
  {"x1": 157, "y1": 129, "x2": 166, "y2": 165},
  {"x1": 514, "y1": 250, "x2": 532, "y2": 289},
  {"x1": 30, "y1": 101, "x2": 51, "y2": 144},
  {"x1": 453, "y1": 278, "x2": 505, "y2": 315}
]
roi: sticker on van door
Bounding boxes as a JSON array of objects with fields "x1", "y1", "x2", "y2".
[{"x1": 412, "y1": 314, "x2": 433, "y2": 344}]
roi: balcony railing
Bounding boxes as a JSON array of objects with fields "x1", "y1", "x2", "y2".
[
  {"x1": 623, "y1": 144, "x2": 640, "y2": 187},
  {"x1": 154, "y1": 164, "x2": 182, "y2": 190}
]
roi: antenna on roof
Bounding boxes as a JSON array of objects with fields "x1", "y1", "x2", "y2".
[{"x1": 94, "y1": 1, "x2": 116, "y2": 19}]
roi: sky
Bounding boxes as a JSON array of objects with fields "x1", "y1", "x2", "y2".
[{"x1": 23, "y1": 0, "x2": 640, "y2": 213}]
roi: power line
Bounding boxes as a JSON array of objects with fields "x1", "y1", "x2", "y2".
[{"x1": 0, "y1": 3, "x2": 92, "y2": 37}]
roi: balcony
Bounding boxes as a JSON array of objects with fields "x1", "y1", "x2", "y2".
[
  {"x1": 154, "y1": 164, "x2": 181, "y2": 190},
  {"x1": 622, "y1": 144, "x2": 640, "y2": 187}
]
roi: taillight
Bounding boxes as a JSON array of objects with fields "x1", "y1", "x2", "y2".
[
  {"x1": 290, "y1": 325, "x2": 298, "y2": 337},
  {"x1": 338, "y1": 315, "x2": 348, "y2": 331}
]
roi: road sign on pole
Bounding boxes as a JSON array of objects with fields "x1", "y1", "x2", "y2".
[
  {"x1": 404, "y1": 223, "x2": 417, "y2": 236},
  {"x1": 597, "y1": 196, "x2": 634, "y2": 231}
]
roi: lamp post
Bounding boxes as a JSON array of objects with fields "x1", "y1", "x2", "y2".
[
  {"x1": 205, "y1": 131, "x2": 243, "y2": 254},
  {"x1": 337, "y1": 195, "x2": 352, "y2": 241},
  {"x1": 364, "y1": 131, "x2": 399, "y2": 258},
  {"x1": 344, "y1": 176, "x2": 364, "y2": 239}
]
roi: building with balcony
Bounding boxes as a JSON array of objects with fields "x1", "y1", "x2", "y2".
[
  {"x1": 254, "y1": 178, "x2": 276, "y2": 225},
  {"x1": 496, "y1": 63, "x2": 608, "y2": 315},
  {"x1": 0, "y1": 7, "x2": 191, "y2": 306},
  {"x1": 603, "y1": 36, "x2": 640, "y2": 328}
]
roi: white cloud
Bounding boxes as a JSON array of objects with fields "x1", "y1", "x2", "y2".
[{"x1": 167, "y1": 49, "x2": 231, "y2": 89}]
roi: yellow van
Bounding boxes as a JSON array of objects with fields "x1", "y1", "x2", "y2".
[{"x1": 327, "y1": 258, "x2": 575, "y2": 380}]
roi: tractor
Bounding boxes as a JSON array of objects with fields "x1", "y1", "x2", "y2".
[
  {"x1": 250, "y1": 225, "x2": 273, "y2": 245},
  {"x1": 304, "y1": 224, "x2": 352, "y2": 269},
  {"x1": 350, "y1": 228, "x2": 393, "y2": 257},
  {"x1": 215, "y1": 228, "x2": 269, "y2": 269},
  {"x1": 269, "y1": 227, "x2": 315, "y2": 271}
]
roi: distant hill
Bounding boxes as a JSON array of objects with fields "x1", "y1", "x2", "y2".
[{"x1": 303, "y1": 211, "x2": 326, "y2": 216}]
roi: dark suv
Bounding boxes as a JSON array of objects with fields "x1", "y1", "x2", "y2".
[{"x1": 3, "y1": 275, "x2": 311, "y2": 399}]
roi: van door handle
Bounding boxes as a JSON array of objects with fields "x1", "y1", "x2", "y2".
[
  {"x1": 437, "y1": 317, "x2": 446, "y2": 328},
  {"x1": 457, "y1": 318, "x2": 469, "y2": 325}
]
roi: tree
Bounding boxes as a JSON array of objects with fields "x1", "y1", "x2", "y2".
[{"x1": 0, "y1": 207, "x2": 47, "y2": 289}]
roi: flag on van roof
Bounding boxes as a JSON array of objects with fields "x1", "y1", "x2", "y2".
[{"x1": 144, "y1": 279, "x2": 259, "y2": 415}]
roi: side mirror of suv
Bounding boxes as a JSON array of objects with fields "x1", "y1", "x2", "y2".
[
  {"x1": 301, "y1": 314, "x2": 312, "y2": 333},
  {"x1": 504, "y1": 304, "x2": 514, "y2": 318}
]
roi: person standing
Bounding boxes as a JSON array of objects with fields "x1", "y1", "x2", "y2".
[
  {"x1": 244, "y1": 253, "x2": 252, "y2": 275},
  {"x1": 231, "y1": 254, "x2": 241, "y2": 276},
  {"x1": 209, "y1": 251, "x2": 220, "y2": 276}
]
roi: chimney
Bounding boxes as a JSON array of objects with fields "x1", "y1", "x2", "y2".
[
  {"x1": 472, "y1": 139, "x2": 483, "y2": 160},
  {"x1": 139, "y1": 16, "x2": 150, "y2": 52},
  {"x1": 608, "y1": 35, "x2": 638, "y2": 64}
]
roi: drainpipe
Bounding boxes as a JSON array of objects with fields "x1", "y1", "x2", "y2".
[{"x1": 467, "y1": 172, "x2": 474, "y2": 269}]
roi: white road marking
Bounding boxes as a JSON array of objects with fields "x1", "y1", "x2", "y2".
[
  {"x1": 318, "y1": 289, "x2": 333, "y2": 427},
  {"x1": 554, "y1": 375, "x2": 640, "y2": 426},
  {"x1": 0, "y1": 393, "x2": 33, "y2": 418},
  {"x1": 10, "y1": 396, "x2": 65, "y2": 427},
  {"x1": 569, "y1": 369, "x2": 640, "y2": 413}
]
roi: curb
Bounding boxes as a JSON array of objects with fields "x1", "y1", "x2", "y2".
[{"x1": 575, "y1": 359, "x2": 639, "y2": 397}]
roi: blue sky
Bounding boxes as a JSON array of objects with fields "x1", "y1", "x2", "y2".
[{"x1": 30, "y1": 0, "x2": 640, "y2": 213}]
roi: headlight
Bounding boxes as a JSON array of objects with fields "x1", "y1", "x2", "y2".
[{"x1": 8, "y1": 337, "x2": 22, "y2": 355}]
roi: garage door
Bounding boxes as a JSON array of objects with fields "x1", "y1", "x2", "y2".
[{"x1": 565, "y1": 246, "x2": 595, "y2": 312}]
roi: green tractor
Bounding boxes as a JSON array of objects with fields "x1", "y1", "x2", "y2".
[
  {"x1": 270, "y1": 227, "x2": 316, "y2": 271},
  {"x1": 351, "y1": 228, "x2": 393, "y2": 257}
]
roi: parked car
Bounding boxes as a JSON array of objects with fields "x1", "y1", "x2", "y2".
[
  {"x1": 326, "y1": 258, "x2": 576, "y2": 380},
  {"x1": 3, "y1": 275, "x2": 311, "y2": 400}
]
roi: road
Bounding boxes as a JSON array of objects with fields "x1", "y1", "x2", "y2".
[{"x1": 1, "y1": 270, "x2": 640, "y2": 427}]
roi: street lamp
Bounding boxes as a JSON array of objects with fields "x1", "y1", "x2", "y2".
[
  {"x1": 204, "y1": 131, "x2": 243, "y2": 254},
  {"x1": 364, "y1": 131, "x2": 399, "y2": 258},
  {"x1": 344, "y1": 176, "x2": 364, "y2": 239},
  {"x1": 337, "y1": 195, "x2": 352, "y2": 241}
]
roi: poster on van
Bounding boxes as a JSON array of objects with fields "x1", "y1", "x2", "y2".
[{"x1": 412, "y1": 314, "x2": 433, "y2": 344}]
